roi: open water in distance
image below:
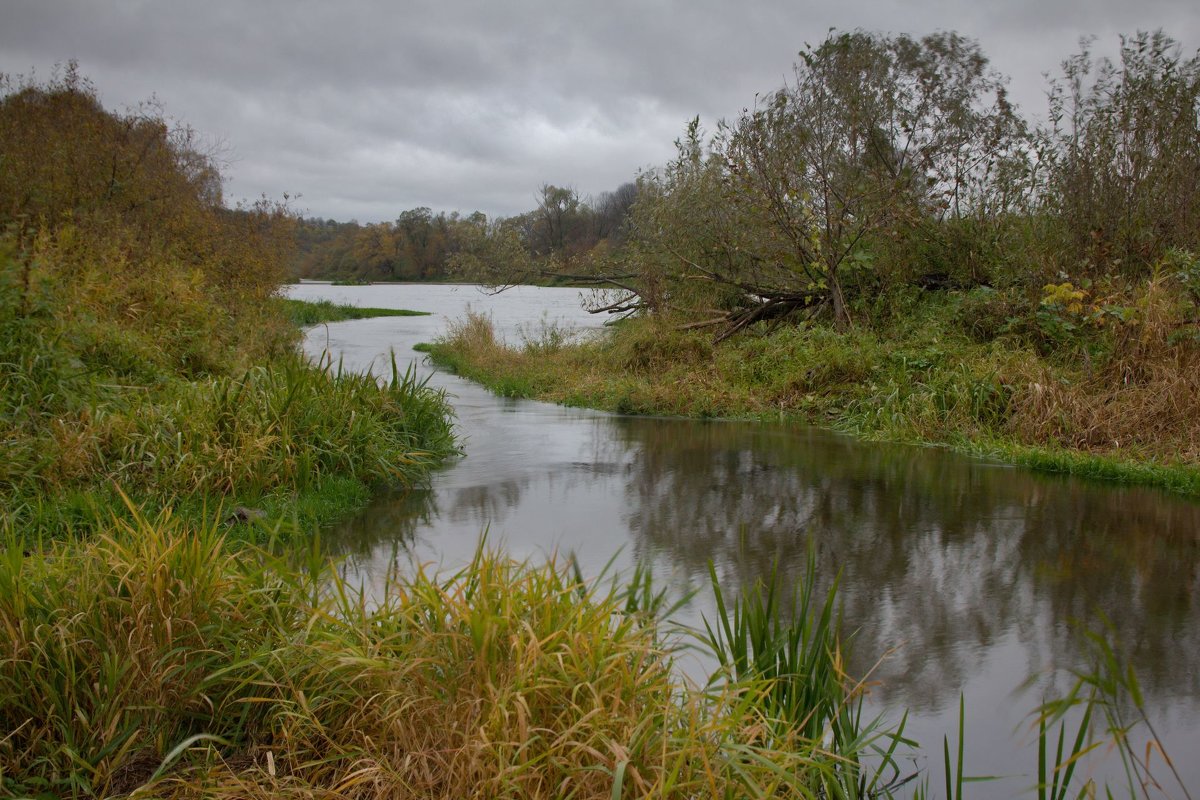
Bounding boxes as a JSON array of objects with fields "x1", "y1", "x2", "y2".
[{"x1": 289, "y1": 282, "x2": 1200, "y2": 798}]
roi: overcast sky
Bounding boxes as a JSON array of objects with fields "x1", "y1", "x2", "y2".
[{"x1": 2, "y1": 0, "x2": 1197, "y2": 222}]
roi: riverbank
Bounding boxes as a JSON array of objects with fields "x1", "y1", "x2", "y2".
[
  {"x1": 0, "y1": 69, "x2": 457, "y2": 541},
  {"x1": 426, "y1": 288, "x2": 1200, "y2": 497},
  {"x1": 0, "y1": 511, "x2": 886, "y2": 798},
  {"x1": 1, "y1": 273, "x2": 457, "y2": 540}
]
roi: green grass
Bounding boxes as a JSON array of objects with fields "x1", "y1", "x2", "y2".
[
  {"x1": 3, "y1": 349, "x2": 457, "y2": 541},
  {"x1": 962, "y1": 439, "x2": 1200, "y2": 495},
  {"x1": 277, "y1": 297, "x2": 431, "y2": 326},
  {"x1": 427, "y1": 304, "x2": 1200, "y2": 497},
  {"x1": 700, "y1": 556, "x2": 911, "y2": 800}
]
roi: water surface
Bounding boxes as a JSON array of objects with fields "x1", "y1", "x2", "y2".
[{"x1": 289, "y1": 282, "x2": 1200, "y2": 797}]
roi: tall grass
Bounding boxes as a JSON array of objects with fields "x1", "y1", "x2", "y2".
[
  {"x1": 0, "y1": 509, "x2": 304, "y2": 798},
  {"x1": 699, "y1": 557, "x2": 911, "y2": 800},
  {"x1": 1031, "y1": 625, "x2": 1196, "y2": 800},
  {"x1": 0, "y1": 73, "x2": 460, "y2": 538},
  {"x1": 2, "y1": 346, "x2": 456, "y2": 538},
  {"x1": 1, "y1": 515, "x2": 883, "y2": 799}
]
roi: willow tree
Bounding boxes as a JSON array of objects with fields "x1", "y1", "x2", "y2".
[{"x1": 621, "y1": 30, "x2": 1026, "y2": 337}]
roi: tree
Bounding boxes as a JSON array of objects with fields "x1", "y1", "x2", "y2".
[
  {"x1": 0, "y1": 63, "x2": 293, "y2": 304},
  {"x1": 1042, "y1": 30, "x2": 1200, "y2": 275},
  {"x1": 623, "y1": 30, "x2": 1025, "y2": 336},
  {"x1": 447, "y1": 182, "x2": 640, "y2": 291},
  {"x1": 530, "y1": 184, "x2": 584, "y2": 257},
  {"x1": 447, "y1": 213, "x2": 536, "y2": 285},
  {"x1": 590, "y1": 182, "x2": 639, "y2": 245}
]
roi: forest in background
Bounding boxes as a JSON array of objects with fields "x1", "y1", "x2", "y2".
[{"x1": 289, "y1": 181, "x2": 637, "y2": 281}]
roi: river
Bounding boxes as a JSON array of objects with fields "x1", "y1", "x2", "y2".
[{"x1": 288, "y1": 281, "x2": 1200, "y2": 798}]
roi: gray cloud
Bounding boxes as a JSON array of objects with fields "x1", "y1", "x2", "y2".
[{"x1": 2, "y1": 0, "x2": 1197, "y2": 221}]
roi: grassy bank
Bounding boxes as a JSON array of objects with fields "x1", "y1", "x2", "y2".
[
  {"x1": 426, "y1": 286, "x2": 1200, "y2": 495},
  {"x1": 0, "y1": 74, "x2": 457, "y2": 541},
  {"x1": 0, "y1": 515, "x2": 870, "y2": 799},
  {"x1": 277, "y1": 297, "x2": 431, "y2": 327},
  {"x1": 1, "y1": 244, "x2": 457, "y2": 539}
]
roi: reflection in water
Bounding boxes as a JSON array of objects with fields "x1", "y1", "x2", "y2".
[
  {"x1": 296, "y1": 283, "x2": 1200, "y2": 796},
  {"x1": 329, "y1": 487, "x2": 431, "y2": 556},
  {"x1": 331, "y1": 414, "x2": 1200, "y2": 720},
  {"x1": 606, "y1": 418, "x2": 1200, "y2": 715}
]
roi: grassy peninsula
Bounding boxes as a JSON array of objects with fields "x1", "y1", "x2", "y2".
[
  {"x1": 429, "y1": 30, "x2": 1200, "y2": 496},
  {"x1": 428, "y1": 275, "x2": 1200, "y2": 496},
  {"x1": 278, "y1": 297, "x2": 431, "y2": 327}
]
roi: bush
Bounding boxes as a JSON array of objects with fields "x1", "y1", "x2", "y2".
[{"x1": 1042, "y1": 31, "x2": 1200, "y2": 277}]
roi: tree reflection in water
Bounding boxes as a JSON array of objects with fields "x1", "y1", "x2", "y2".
[
  {"x1": 325, "y1": 414, "x2": 1200, "y2": 723},
  {"x1": 609, "y1": 417, "x2": 1200, "y2": 715}
]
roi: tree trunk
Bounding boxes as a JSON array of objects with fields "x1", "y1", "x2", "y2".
[{"x1": 829, "y1": 271, "x2": 852, "y2": 330}]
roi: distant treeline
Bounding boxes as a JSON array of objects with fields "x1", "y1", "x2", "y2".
[
  {"x1": 291, "y1": 181, "x2": 637, "y2": 282},
  {"x1": 292, "y1": 209, "x2": 470, "y2": 281}
]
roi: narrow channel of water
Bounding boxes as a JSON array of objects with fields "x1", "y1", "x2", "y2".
[{"x1": 290, "y1": 282, "x2": 1200, "y2": 798}]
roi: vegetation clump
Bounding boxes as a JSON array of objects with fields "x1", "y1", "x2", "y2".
[{"x1": 278, "y1": 297, "x2": 431, "y2": 326}]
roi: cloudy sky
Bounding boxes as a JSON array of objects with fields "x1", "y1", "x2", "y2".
[{"x1": 2, "y1": 0, "x2": 1197, "y2": 222}]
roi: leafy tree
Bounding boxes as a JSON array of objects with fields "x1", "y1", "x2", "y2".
[
  {"x1": 447, "y1": 183, "x2": 640, "y2": 289},
  {"x1": 626, "y1": 30, "x2": 1025, "y2": 336},
  {"x1": 1042, "y1": 30, "x2": 1200, "y2": 275},
  {"x1": 0, "y1": 63, "x2": 292, "y2": 306},
  {"x1": 447, "y1": 213, "x2": 538, "y2": 286}
]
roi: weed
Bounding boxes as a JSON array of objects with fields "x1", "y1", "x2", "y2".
[{"x1": 698, "y1": 554, "x2": 911, "y2": 799}]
